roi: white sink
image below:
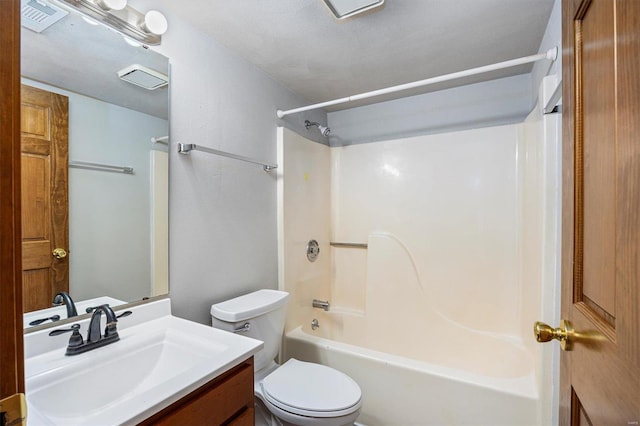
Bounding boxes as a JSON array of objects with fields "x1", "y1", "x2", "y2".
[{"x1": 25, "y1": 300, "x2": 263, "y2": 425}]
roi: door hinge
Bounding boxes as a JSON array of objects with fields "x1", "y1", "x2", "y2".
[{"x1": 0, "y1": 393, "x2": 26, "y2": 426}]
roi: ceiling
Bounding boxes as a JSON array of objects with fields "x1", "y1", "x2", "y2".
[
  {"x1": 151, "y1": 0, "x2": 555, "y2": 110},
  {"x1": 22, "y1": 0, "x2": 555, "y2": 116},
  {"x1": 21, "y1": 5, "x2": 169, "y2": 119}
]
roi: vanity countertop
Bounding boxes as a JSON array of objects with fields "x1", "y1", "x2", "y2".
[{"x1": 24, "y1": 298, "x2": 263, "y2": 425}]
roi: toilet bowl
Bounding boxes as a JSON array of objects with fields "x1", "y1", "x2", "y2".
[{"x1": 211, "y1": 290, "x2": 361, "y2": 426}]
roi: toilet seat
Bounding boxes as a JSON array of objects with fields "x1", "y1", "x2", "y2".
[{"x1": 260, "y1": 359, "x2": 362, "y2": 418}]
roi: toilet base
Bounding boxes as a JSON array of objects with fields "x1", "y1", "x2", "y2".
[
  {"x1": 254, "y1": 392, "x2": 360, "y2": 426},
  {"x1": 255, "y1": 397, "x2": 279, "y2": 426}
]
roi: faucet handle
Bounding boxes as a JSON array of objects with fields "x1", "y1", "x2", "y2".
[
  {"x1": 85, "y1": 305, "x2": 100, "y2": 314},
  {"x1": 48, "y1": 324, "x2": 84, "y2": 348},
  {"x1": 103, "y1": 311, "x2": 132, "y2": 338},
  {"x1": 48, "y1": 323, "x2": 80, "y2": 336}
]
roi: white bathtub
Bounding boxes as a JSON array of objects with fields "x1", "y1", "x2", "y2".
[{"x1": 283, "y1": 316, "x2": 539, "y2": 426}]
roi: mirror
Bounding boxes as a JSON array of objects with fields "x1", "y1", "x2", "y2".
[{"x1": 21, "y1": 4, "x2": 169, "y2": 328}]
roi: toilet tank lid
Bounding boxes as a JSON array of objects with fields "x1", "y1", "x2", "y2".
[{"x1": 211, "y1": 289, "x2": 289, "y2": 322}]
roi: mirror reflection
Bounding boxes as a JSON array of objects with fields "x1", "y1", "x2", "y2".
[{"x1": 21, "y1": 5, "x2": 169, "y2": 328}]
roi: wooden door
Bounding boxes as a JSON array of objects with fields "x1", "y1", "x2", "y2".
[
  {"x1": 20, "y1": 85, "x2": 69, "y2": 312},
  {"x1": 561, "y1": 0, "x2": 640, "y2": 423},
  {"x1": 0, "y1": 0, "x2": 25, "y2": 401}
]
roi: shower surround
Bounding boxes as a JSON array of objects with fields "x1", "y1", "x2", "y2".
[{"x1": 277, "y1": 114, "x2": 559, "y2": 424}]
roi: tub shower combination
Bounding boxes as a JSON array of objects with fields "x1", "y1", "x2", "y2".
[
  {"x1": 284, "y1": 233, "x2": 537, "y2": 425},
  {"x1": 276, "y1": 82, "x2": 560, "y2": 424}
]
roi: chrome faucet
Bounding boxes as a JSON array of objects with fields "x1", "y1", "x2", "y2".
[
  {"x1": 52, "y1": 291, "x2": 78, "y2": 318},
  {"x1": 312, "y1": 299, "x2": 330, "y2": 311},
  {"x1": 48, "y1": 305, "x2": 132, "y2": 356}
]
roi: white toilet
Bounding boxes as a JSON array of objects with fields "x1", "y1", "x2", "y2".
[{"x1": 211, "y1": 289, "x2": 362, "y2": 426}]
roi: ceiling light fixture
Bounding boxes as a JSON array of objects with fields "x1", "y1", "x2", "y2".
[
  {"x1": 321, "y1": 0, "x2": 384, "y2": 20},
  {"x1": 54, "y1": 0, "x2": 168, "y2": 45}
]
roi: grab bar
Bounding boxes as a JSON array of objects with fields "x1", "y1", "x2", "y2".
[{"x1": 330, "y1": 242, "x2": 368, "y2": 249}]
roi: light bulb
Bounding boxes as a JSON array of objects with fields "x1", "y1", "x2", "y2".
[
  {"x1": 141, "y1": 10, "x2": 168, "y2": 35},
  {"x1": 95, "y1": 0, "x2": 127, "y2": 11}
]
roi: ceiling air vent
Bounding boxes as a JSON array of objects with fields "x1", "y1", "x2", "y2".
[
  {"x1": 117, "y1": 64, "x2": 169, "y2": 90},
  {"x1": 21, "y1": 0, "x2": 68, "y2": 33}
]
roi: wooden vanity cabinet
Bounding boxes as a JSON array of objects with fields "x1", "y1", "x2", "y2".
[{"x1": 139, "y1": 357, "x2": 254, "y2": 426}]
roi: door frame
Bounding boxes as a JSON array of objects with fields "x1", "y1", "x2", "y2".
[{"x1": 0, "y1": 0, "x2": 25, "y2": 398}]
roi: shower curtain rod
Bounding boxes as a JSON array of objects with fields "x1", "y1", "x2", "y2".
[
  {"x1": 177, "y1": 143, "x2": 278, "y2": 172},
  {"x1": 276, "y1": 47, "x2": 558, "y2": 118}
]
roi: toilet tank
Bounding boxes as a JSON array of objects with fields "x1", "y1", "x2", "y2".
[{"x1": 211, "y1": 289, "x2": 289, "y2": 372}]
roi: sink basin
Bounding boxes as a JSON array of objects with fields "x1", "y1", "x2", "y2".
[{"x1": 25, "y1": 305, "x2": 263, "y2": 425}]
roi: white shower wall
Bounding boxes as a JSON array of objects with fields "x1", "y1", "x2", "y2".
[
  {"x1": 331, "y1": 125, "x2": 523, "y2": 336},
  {"x1": 279, "y1": 115, "x2": 560, "y2": 423}
]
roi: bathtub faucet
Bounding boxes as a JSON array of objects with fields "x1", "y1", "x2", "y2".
[{"x1": 312, "y1": 299, "x2": 330, "y2": 311}]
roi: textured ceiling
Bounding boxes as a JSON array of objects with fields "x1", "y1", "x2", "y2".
[
  {"x1": 149, "y1": 0, "x2": 555, "y2": 110},
  {"x1": 22, "y1": 0, "x2": 554, "y2": 116},
  {"x1": 21, "y1": 9, "x2": 169, "y2": 119}
]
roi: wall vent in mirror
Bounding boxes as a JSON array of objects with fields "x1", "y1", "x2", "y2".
[
  {"x1": 118, "y1": 64, "x2": 168, "y2": 90},
  {"x1": 21, "y1": 0, "x2": 68, "y2": 33}
]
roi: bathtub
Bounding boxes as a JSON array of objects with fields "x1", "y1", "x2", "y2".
[{"x1": 283, "y1": 313, "x2": 539, "y2": 426}]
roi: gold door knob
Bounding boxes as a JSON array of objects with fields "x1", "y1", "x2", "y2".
[
  {"x1": 534, "y1": 320, "x2": 575, "y2": 351},
  {"x1": 52, "y1": 248, "x2": 67, "y2": 259}
]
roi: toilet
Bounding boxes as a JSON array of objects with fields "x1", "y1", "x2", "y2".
[{"x1": 211, "y1": 289, "x2": 362, "y2": 426}]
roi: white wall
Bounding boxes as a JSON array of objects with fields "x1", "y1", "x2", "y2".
[
  {"x1": 129, "y1": 0, "x2": 329, "y2": 324},
  {"x1": 276, "y1": 128, "x2": 332, "y2": 333},
  {"x1": 331, "y1": 125, "x2": 524, "y2": 336},
  {"x1": 22, "y1": 78, "x2": 168, "y2": 303}
]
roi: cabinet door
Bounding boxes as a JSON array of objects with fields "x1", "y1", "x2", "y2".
[{"x1": 140, "y1": 358, "x2": 254, "y2": 426}]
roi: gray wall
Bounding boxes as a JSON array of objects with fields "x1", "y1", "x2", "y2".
[
  {"x1": 138, "y1": 3, "x2": 327, "y2": 324},
  {"x1": 327, "y1": 73, "x2": 532, "y2": 145}
]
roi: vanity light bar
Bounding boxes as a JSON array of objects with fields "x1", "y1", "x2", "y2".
[{"x1": 54, "y1": 0, "x2": 163, "y2": 45}]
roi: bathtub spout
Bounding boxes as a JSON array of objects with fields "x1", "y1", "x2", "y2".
[{"x1": 312, "y1": 299, "x2": 330, "y2": 311}]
